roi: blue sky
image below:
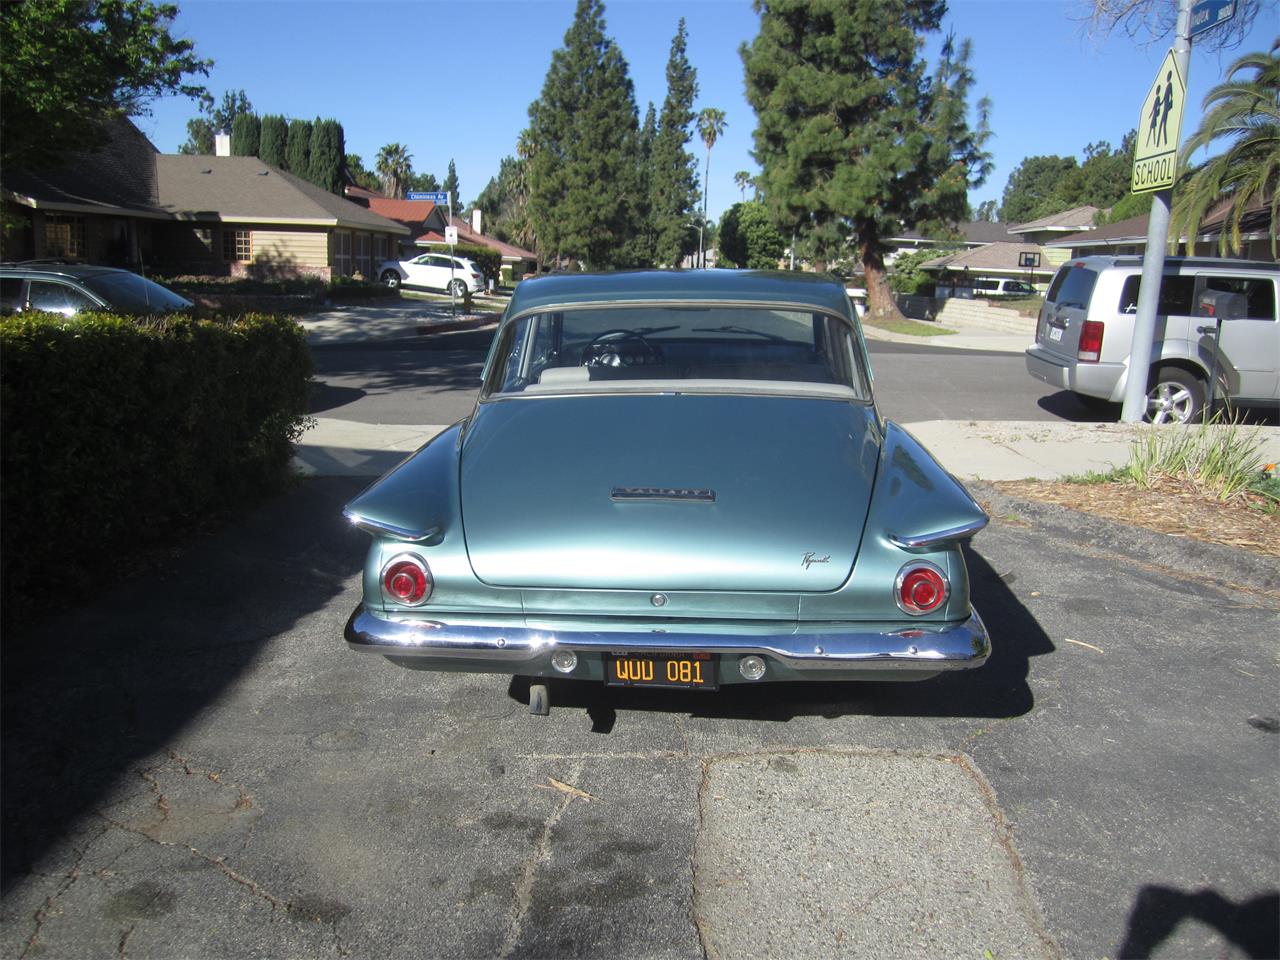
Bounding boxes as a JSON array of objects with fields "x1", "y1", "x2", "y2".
[{"x1": 136, "y1": 0, "x2": 1277, "y2": 224}]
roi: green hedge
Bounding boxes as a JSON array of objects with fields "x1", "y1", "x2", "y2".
[
  {"x1": 451, "y1": 243, "x2": 502, "y2": 286},
  {"x1": 0, "y1": 311, "x2": 312, "y2": 606}
]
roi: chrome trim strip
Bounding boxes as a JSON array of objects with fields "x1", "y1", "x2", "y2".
[
  {"x1": 610, "y1": 486, "x2": 716, "y2": 503},
  {"x1": 343, "y1": 509, "x2": 441, "y2": 543},
  {"x1": 887, "y1": 517, "x2": 990, "y2": 550},
  {"x1": 344, "y1": 607, "x2": 990, "y2": 673}
]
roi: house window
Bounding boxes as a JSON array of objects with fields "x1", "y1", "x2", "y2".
[
  {"x1": 355, "y1": 233, "x2": 371, "y2": 277},
  {"x1": 222, "y1": 229, "x2": 252, "y2": 262},
  {"x1": 45, "y1": 214, "x2": 85, "y2": 259},
  {"x1": 333, "y1": 230, "x2": 352, "y2": 276}
]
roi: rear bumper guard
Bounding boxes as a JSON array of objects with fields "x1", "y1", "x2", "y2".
[{"x1": 344, "y1": 606, "x2": 990, "y2": 674}]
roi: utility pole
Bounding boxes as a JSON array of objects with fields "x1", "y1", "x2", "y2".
[{"x1": 1120, "y1": 0, "x2": 1193, "y2": 422}]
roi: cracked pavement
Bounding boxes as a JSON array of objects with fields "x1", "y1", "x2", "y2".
[{"x1": 1, "y1": 478, "x2": 1276, "y2": 959}]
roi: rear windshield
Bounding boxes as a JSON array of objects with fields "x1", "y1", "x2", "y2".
[
  {"x1": 1045, "y1": 264, "x2": 1098, "y2": 309},
  {"x1": 82, "y1": 273, "x2": 191, "y2": 313},
  {"x1": 483, "y1": 304, "x2": 870, "y2": 400}
]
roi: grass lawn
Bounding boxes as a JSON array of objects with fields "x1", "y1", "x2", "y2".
[{"x1": 861, "y1": 314, "x2": 956, "y2": 337}]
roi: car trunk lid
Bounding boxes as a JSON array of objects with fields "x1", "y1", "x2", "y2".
[
  {"x1": 1037, "y1": 261, "x2": 1099, "y2": 360},
  {"x1": 460, "y1": 394, "x2": 881, "y2": 593}
]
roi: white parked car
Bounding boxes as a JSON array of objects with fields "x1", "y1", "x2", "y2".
[{"x1": 378, "y1": 253, "x2": 485, "y2": 296}]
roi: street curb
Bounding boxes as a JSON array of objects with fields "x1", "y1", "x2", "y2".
[
  {"x1": 970, "y1": 481, "x2": 1280, "y2": 594},
  {"x1": 414, "y1": 316, "x2": 499, "y2": 336}
]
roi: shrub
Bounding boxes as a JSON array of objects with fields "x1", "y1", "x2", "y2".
[
  {"x1": 0, "y1": 311, "x2": 312, "y2": 608},
  {"x1": 451, "y1": 243, "x2": 502, "y2": 286}
]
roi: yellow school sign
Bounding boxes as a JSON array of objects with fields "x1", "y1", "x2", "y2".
[{"x1": 1132, "y1": 49, "x2": 1186, "y2": 193}]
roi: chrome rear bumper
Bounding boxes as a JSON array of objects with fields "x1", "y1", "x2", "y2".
[{"x1": 344, "y1": 606, "x2": 990, "y2": 678}]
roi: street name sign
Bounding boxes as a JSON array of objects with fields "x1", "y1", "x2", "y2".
[
  {"x1": 1189, "y1": 0, "x2": 1235, "y2": 38},
  {"x1": 407, "y1": 191, "x2": 450, "y2": 203},
  {"x1": 1131, "y1": 48, "x2": 1186, "y2": 194}
]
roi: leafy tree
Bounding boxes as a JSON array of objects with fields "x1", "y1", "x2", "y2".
[
  {"x1": 999, "y1": 155, "x2": 1077, "y2": 223},
  {"x1": 405, "y1": 171, "x2": 441, "y2": 193},
  {"x1": 649, "y1": 18, "x2": 700, "y2": 267},
  {"x1": 526, "y1": 0, "x2": 642, "y2": 269},
  {"x1": 734, "y1": 170, "x2": 753, "y2": 200},
  {"x1": 307, "y1": 118, "x2": 345, "y2": 194},
  {"x1": 376, "y1": 142, "x2": 413, "y2": 198},
  {"x1": 259, "y1": 114, "x2": 287, "y2": 168},
  {"x1": 1, "y1": 0, "x2": 210, "y2": 172},
  {"x1": 344, "y1": 153, "x2": 380, "y2": 191},
  {"x1": 1172, "y1": 42, "x2": 1278, "y2": 257},
  {"x1": 743, "y1": 3, "x2": 991, "y2": 321},
  {"x1": 695, "y1": 107, "x2": 727, "y2": 267},
  {"x1": 230, "y1": 111, "x2": 260, "y2": 156},
  {"x1": 1085, "y1": 0, "x2": 1265, "y2": 52},
  {"x1": 286, "y1": 118, "x2": 311, "y2": 178},
  {"x1": 442, "y1": 159, "x2": 461, "y2": 210},
  {"x1": 718, "y1": 201, "x2": 785, "y2": 268},
  {"x1": 180, "y1": 88, "x2": 251, "y2": 155},
  {"x1": 975, "y1": 199, "x2": 998, "y2": 222},
  {"x1": 1097, "y1": 190, "x2": 1153, "y2": 225},
  {"x1": 888, "y1": 245, "x2": 957, "y2": 294}
]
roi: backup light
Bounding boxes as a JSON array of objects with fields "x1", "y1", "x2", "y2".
[
  {"x1": 551, "y1": 650, "x2": 578, "y2": 674},
  {"x1": 381, "y1": 555, "x2": 432, "y2": 606},
  {"x1": 895, "y1": 561, "x2": 949, "y2": 616},
  {"x1": 739, "y1": 656, "x2": 767, "y2": 681}
]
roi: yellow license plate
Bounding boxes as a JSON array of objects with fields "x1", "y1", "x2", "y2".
[{"x1": 605, "y1": 654, "x2": 717, "y2": 690}]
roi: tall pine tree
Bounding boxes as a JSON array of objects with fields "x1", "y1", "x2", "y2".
[
  {"x1": 650, "y1": 18, "x2": 700, "y2": 267},
  {"x1": 307, "y1": 118, "x2": 345, "y2": 194},
  {"x1": 442, "y1": 159, "x2": 461, "y2": 210},
  {"x1": 526, "y1": 0, "x2": 642, "y2": 269},
  {"x1": 286, "y1": 119, "x2": 311, "y2": 179},
  {"x1": 259, "y1": 114, "x2": 288, "y2": 169},
  {"x1": 742, "y1": 1, "x2": 991, "y2": 320},
  {"x1": 230, "y1": 111, "x2": 260, "y2": 156},
  {"x1": 626, "y1": 102, "x2": 658, "y2": 266}
]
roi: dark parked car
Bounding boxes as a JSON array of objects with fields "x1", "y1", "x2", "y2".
[{"x1": 0, "y1": 263, "x2": 192, "y2": 317}]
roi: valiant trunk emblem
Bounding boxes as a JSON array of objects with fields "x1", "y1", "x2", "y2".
[
  {"x1": 802, "y1": 552, "x2": 831, "y2": 569},
  {"x1": 611, "y1": 487, "x2": 715, "y2": 503}
]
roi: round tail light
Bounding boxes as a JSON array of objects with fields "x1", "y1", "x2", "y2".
[
  {"x1": 381, "y1": 555, "x2": 432, "y2": 606},
  {"x1": 895, "y1": 561, "x2": 949, "y2": 615}
]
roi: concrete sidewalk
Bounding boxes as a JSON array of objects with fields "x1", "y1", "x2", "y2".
[{"x1": 293, "y1": 416, "x2": 1280, "y2": 481}]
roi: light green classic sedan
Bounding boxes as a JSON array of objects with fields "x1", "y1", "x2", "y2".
[{"x1": 343, "y1": 270, "x2": 990, "y2": 714}]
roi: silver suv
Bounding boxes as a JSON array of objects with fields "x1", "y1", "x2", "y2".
[{"x1": 1025, "y1": 255, "x2": 1279, "y2": 423}]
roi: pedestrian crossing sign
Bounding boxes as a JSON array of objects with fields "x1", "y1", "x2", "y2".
[{"x1": 1132, "y1": 49, "x2": 1186, "y2": 194}]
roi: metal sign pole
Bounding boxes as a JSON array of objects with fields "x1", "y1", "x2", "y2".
[
  {"x1": 448, "y1": 191, "x2": 456, "y2": 318},
  {"x1": 1120, "y1": 0, "x2": 1192, "y2": 422}
]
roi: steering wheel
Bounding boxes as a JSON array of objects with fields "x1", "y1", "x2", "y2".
[{"x1": 581, "y1": 329, "x2": 663, "y2": 368}]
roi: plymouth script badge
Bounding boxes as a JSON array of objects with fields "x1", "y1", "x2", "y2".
[
  {"x1": 611, "y1": 487, "x2": 716, "y2": 503},
  {"x1": 802, "y1": 552, "x2": 831, "y2": 569}
]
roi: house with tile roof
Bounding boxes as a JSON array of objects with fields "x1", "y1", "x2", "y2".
[
  {"x1": 1046, "y1": 203, "x2": 1276, "y2": 262},
  {"x1": 2, "y1": 119, "x2": 409, "y2": 280},
  {"x1": 919, "y1": 240, "x2": 1054, "y2": 295}
]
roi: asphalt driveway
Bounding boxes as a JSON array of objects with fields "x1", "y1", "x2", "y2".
[{"x1": 1, "y1": 479, "x2": 1276, "y2": 959}]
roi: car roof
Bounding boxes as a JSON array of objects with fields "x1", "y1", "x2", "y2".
[
  {"x1": 0, "y1": 262, "x2": 133, "y2": 281},
  {"x1": 1065, "y1": 255, "x2": 1279, "y2": 273},
  {"x1": 506, "y1": 269, "x2": 853, "y2": 318}
]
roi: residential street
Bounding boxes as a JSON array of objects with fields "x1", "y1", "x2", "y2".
[{"x1": 2, "y1": 334, "x2": 1276, "y2": 960}]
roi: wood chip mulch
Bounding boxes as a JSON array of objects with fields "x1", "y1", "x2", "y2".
[{"x1": 992, "y1": 475, "x2": 1280, "y2": 558}]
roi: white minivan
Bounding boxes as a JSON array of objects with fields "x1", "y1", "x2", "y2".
[{"x1": 1025, "y1": 255, "x2": 1279, "y2": 423}]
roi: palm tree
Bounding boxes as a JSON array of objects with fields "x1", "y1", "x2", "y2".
[
  {"x1": 1171, "y1": 42, "x2": 1278, "y2": 257},
  {"x1": 376, "y1": 142, "x2": 414, "y2": 199},
  {"x1": 733, "y1": 170, "x2": 752, "y2": 201},
  {"x1": 696, "y1": 108, "x2": 727, "y2": 267}
]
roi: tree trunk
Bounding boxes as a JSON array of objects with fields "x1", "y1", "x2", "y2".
[{"x1": 860, "y1": 240, "x2": 906, "y2": 323}]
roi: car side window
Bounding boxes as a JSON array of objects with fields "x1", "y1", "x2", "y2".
[
  {"x1": 1196, "y1": 276, "x2": 1276, "y2": 321},
  {"x1": 27, "y1": 280, "x2": 97, "y2": 316},
  {"x1": 1117, "y1": 275, "x2": 1195, "y2": 315},
  {"x1": 0, "y1": 278, "x2": 24, "y2": 313}
]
